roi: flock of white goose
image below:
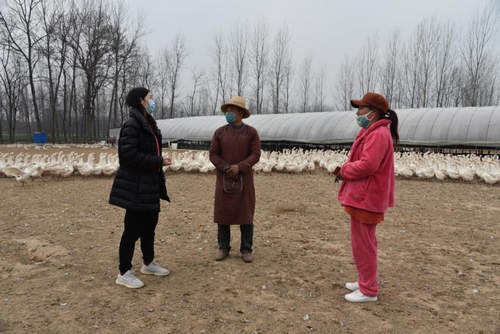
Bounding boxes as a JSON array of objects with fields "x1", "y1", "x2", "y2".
[
  {"x1": 2, "y1": 143, "x2": 114, "y2": 150},
  {"x1": 0, "y1": 151, "x2": 119, "y2": 183},
  {"x1": 394, "y1": 152, "x2": 500, "y2": 184},
  {"x1": 0, "y1": 146, "x2": 499, "y2": 184}
]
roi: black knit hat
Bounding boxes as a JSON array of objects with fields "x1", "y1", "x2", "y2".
[{"x1": 126, "y1": 87, "x2": 149, "y2": 112}]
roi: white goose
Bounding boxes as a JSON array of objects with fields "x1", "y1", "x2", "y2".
[
  {"x1": 199, "y1": 162, "x2": 216, "y2": 173},
  {"x1": 2, "y1": 167, "x2": 32, "y2": 185},
  {"x1": 458, "y1": 162, "x2": 474, "y2": 181}
]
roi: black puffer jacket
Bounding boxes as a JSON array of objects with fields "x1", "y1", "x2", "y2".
[{"x1": 109, "y1": 108, "x2": 170, "y2": 212}]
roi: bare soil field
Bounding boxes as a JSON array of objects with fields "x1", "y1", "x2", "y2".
[{"x1": 0, "y1": 147, "x2": 499, "y2": 334}]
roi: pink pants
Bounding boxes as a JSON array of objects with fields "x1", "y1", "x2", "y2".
[{"x1": 350, "y1": 216, "x2": 378, "y2": 297}]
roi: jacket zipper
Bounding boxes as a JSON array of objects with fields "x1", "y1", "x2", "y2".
[{"x1": 148, "y1": 124, "x2": 161, "y2": 173}]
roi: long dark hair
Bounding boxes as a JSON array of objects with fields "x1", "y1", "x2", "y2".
[
  {"x1": 374, "y1": 108, "x2": 399, "y2": 146},
  {"x1": 125, "y1": 87, "x2": 159, "y2": 133},
  {"x1": 126, "y1": 87, "x2": 149, "y2": 114}
]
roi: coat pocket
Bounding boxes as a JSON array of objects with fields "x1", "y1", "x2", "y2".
[{"x1": 346, "y1": 178, "x2": 368, "y2": 203}]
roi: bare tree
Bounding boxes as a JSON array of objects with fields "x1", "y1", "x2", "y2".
[
  {"x1": 208, "y1": 30, "x2": 230, "y2": 114},
  {"x1": 356, "y1": 34, "x2": 380, "y2": 96},
  {"x1": 117, "y1": 51, "x2": 136, "y2": 123},
  {"x1": 298, "y1": 54, "x2": 313, "y2": 113},
  {"x1": 185, "y1": 66, "x2": 204, "y2": 117},
  {"x1": 0, "y1": 0, "x2": 44, "y2": 132},
  {"x1": 401, "y1": 33, "x2": 421, "y2": 108},
  {"x1": 461, "y1": 1, "x2": 499, "y2": 106},
  {"x1": 65, "y1": 16, "x2": 81, "y2": 142},
  {"x1": 448, "y1": 64, "x2": 466, "y2": 107},
  {"x1": 433, "y1": 21, "x2": 457, "y2": 107},
  {"x1": 167, "y1": 33, "x2": 189, "y2": 118},
  {"x1": 18, "y1": 84, "x2": 32, "y2": 139},
  {"x1": 156, "y1": 46, "x2": 170, "y2": 119},
  {"x1": 269, "y1": 23, "x2": 292, "y2": 113},
  {"x1": 67, "y1": 0, "x2": 114, "y2": 141},
  {"x1": 229, "y1": 21, "x2": 248, "y2": 97},
  {"x1": 0, "y1": 93, "x2": 4, "y2": 143},
  {"x1": 416, "y1": 17, "x2": 440, "y2": 107},
  {"x1": 313, "y1": 67, "x2": 325, "y2": 112},
  {"x1": 0, "y1": 44, "x2": 24, "y2": 142},
  {"x1": 249, "y1": 18, "x2": 269, "y2": 114},
  {"x1": 480, "y1": 58, "x2": 499, "y2": 105},
  {"x1": 333, "y1": 56, "x2": 355, "y2": 111},
  {"x1": 39, "y1": 0, "x2": 69, "y2": 143},
  {"x1": 282, "y1": 54, "x2": 294, "y2": 113},
  {"x1": 107, "y1": 1, "x2": 147, "y2": 130},
  {"x1": 134, "y1": 49, "x2": 156, "y2": 89},
  {"x1": 380, "y1": 29, "x2": 402, "y2": 108},
  {"x1": 197, "y1": 83, "x2": 212, "y2": 116}
]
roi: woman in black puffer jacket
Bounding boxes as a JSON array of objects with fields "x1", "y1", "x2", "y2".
[{"x1": 110, "y1": 87, "x2": 171, "y2": 289}]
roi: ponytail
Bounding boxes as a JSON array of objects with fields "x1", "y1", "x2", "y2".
[
  {"x1": 387, "y1": 109, "x2": 399, "y2": 146},
  {"x1": 376, "y1": 108, "x2": 400, "y2": 146}
]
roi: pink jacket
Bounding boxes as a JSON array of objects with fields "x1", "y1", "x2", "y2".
[{"x1": 338, "y1": 120, "x2": 395, "y2": 213}]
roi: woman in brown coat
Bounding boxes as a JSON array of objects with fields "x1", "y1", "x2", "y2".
[{"x1": 209, "y1": 96, "x2": 261, "y2": 263}]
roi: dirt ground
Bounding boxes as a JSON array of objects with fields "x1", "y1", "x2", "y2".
[{"x1": 0, "y1": 147, "x2": 499, "y2": 334}]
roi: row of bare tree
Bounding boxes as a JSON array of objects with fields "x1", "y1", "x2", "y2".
[
  {"x1": 334, "y1": 3, "x2": 500, "y2": 111},
  {"x1": 0, "y1": 0, "x2": 153, "y2": 142},
  {"x1": 0, "y1": 0, "x2": 498, "y2": 143}
]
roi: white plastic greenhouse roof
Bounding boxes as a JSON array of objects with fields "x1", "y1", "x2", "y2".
[{"x1": 156, "y1": 106, "x2": 500, "y2": 147}]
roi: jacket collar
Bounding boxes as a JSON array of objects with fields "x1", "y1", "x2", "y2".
[
  {"x1": 129, "y1": 107, "x2": 154, "y2": 135},
  {"x1": 350, "y1": 119, "x2": 392, "y2": 156},
  {"x1": 357, "y1": 119, "x2": 391, "y2": 140}
]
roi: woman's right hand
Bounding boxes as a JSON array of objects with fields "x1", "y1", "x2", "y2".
[{"x1": 163, "y1": 157, "x2": 172, "y2": 166}]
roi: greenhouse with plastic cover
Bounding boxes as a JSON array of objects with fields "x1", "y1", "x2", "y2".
[{"x1": 156, "y1": 106, "x2": 500, "y2": 154}]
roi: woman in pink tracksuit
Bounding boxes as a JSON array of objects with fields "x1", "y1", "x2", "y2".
[{"x1": 336, "y1": 92, "x2": 399, "y2": 303}]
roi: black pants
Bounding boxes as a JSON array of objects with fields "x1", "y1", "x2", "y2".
[
  {"x1": 217, "y1": 224, "x2": 253, "y2": 254},
  {"x1": 119, "y1": 211, "x2": 159, "y2": 273}
]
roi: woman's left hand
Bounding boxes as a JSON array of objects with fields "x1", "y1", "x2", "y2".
[{"x1": 334, "y1": 166, "x2": 343, "y2": 182}]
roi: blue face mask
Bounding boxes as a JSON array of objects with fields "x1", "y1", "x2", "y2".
[
  {"x1": 356, "y1": 110, "x2": 374, "y2": 129},
  {"x1": 225, "y1": 112, "x2": 237, "y2": 124},
  {"x1": 145, "y1": 99, "x2": 156, "y2": 114}
]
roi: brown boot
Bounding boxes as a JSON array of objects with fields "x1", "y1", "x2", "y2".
[
  {"x1": 242, "y1": 253, "x2": 253, "y2": 263},
  {"x1": 215, "y1": 250, "x2": 229, "y2": 261}
]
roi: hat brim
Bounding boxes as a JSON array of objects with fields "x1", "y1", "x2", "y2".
[
  {"x1": 350, "y1": 99, "x2": 370, "y2": 109},
  {"x1": 221, "y1": 103, "x2": 250, "y2": 118}
]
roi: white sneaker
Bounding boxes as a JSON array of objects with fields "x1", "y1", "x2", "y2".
[
  {"x1": 140, "y1": 260, "x2": 170, "y2": 276},
  {"x1": 115, "y1": 270, "x2": 144, "y2": 289},
  {"x1": 345, "y1": 281, "x2": 359, "y2": 291},
  {"x1": 345, "y1": 289, "x2": 377, "y2": 302}
]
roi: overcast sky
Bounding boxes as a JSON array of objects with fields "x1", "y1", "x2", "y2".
[{"x1": 122, "y1": 0, "x2": 499, "y2": 103}]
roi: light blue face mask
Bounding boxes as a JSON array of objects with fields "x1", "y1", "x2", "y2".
[
  {"x1": 356, "y1": 110, "x2": 374, "y2": 129},
  {"x1": 145, "y1": 100, "x2": 156, "y2": 114},
  {"x1": 225, "y1": 112, "x2": 237, "y2": 124}
]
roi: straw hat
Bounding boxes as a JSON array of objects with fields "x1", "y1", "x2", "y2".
[{"x1": 221, "y1": 96, "x2": 250, "y2": 118}]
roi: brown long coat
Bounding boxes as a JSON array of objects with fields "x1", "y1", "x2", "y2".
[{"x1": 209, "y1": 124, "x2": 261, "y2": 225}]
